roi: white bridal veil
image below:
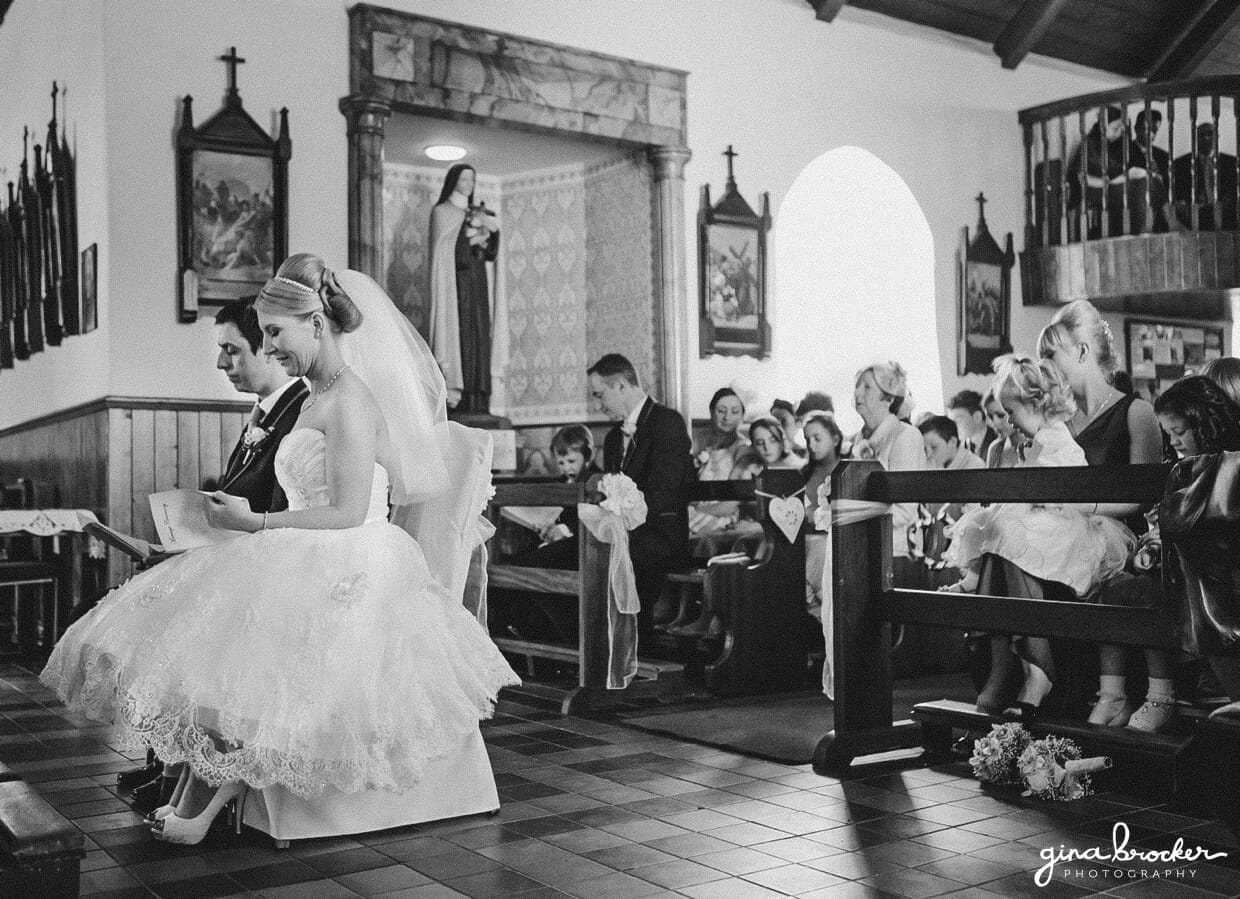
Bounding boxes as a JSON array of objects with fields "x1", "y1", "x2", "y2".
[{"x1": 334, "y1": 270, "x2": 494, "y2": 616}]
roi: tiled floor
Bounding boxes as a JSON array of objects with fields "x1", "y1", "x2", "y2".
[{"x1": 2, "y1": 665, "x2": 1238, "y2": 898}]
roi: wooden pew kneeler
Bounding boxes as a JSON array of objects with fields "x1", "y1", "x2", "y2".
[{"x1": 0, "y1": 778, "x2": 85, "y2": 898}]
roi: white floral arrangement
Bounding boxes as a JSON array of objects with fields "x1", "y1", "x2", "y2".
[
  {"x1": 598, "y1": 473, "x2": 647, "y2": 530},
  {"x1": 969, "y1": 722, "x2": 1032, "y2": 786},
  {"x1": 241, "y1": 424, "x2": 270, "y2": 452},
  {"x1": 851, "y1": 437, "x2": 876, "y2": 461},
  {"x1": 1017, "y1": 735, "x2": 1110, "y2": 801}
]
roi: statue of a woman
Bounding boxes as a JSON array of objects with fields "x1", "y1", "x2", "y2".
[{"x1": 429, "y1": 164, "x2": 500, "y2": 414}]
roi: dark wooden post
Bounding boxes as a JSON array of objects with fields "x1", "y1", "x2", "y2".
[
  {"x1": 1023, "y1": 122, "x2": 1036, "y2": 248},
  {"x1": 1168, "y1": 98, "x2": 1177, "y2": 226},
  {"x1": 1142, "y1": 98, "x2": 1153, "y2": 234},
  {"x1": 1211, "y1": 95, "x2": 1222, "y2": 228},
  {"x1": 1099, "y1": 106, "x2": 1111, "y2": 238},
  {"x1": 1040, "y1": 121, "x2": 1051, "y2": 247},
  {"x1": 1190, "y1": 96, "x2": 1200, "y2": 231},
  {"x1": 1077, "y1": 108, "x2": 1088, "y2": 242},
  {"x1": 813, "y1": 460, "x2": 921, "y2": 775},
  {"x1": 1058, "y1": 116, "x2": 1069, "y2": 246},
  {"x1": 1120, "y1": 103, "x2": 1130, "y2": 235}
]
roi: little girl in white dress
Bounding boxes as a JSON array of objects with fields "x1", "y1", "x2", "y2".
[{"x1": 943, "y1": 356, "x2": 1134, "y2": 718}]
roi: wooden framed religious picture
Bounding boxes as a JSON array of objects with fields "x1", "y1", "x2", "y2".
[
  {"x1": 176, "y1": 48, "x2": 290, "y2": 322},
  {"x1": 698, "y1": 147, "x2": 771, "y2": 359},
  {"x1": 957, "y1": 194, "x2": 1014, "y2": 375},
  {"x1": 1125, "y1": 318, "x2": 1224, "y2": 403},
  {"x1": 80, "y1": 243, "x2": 97, "y2": 333}
]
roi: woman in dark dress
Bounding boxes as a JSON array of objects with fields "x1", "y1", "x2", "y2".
[
  {"x1": 1038, "y1": 301, "x2": 1172, "y2": 729},
  {"x1": 974, "y1": 300, "x2": 1165, "y2": 723}
]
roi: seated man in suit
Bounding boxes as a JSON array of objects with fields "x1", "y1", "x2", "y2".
[
  {"x1": 1173, "y1": 122, "x2": 1238, "y2": 231},
  {"x1": 212, "y1": 299, "x2": 309, "y2": 511},
  {"x1": 588, "y1": 353, "x2": 694, "y2": 638},
  {"x1": 122, "y1": 299, "x2": 308, "y2": 809}
]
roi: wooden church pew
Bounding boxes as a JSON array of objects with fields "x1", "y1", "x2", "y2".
[
  {"x1": 486, "y1": 480, "x2": 685, "y2": 714},
  {"x1": 485, "y1": 471, "x2": 814, "y2": 709},
  {"x1": 810, "y1": 460, "x2": 1225, "y2": 800}
]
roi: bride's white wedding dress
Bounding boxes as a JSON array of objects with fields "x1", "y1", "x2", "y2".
[{"x1": 43, "y1": 426, "x2": 519, "y2": 804}]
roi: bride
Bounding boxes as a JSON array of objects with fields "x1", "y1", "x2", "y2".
[{"x1": 41, "y1": 254, "x2": 519, "y2": 845}]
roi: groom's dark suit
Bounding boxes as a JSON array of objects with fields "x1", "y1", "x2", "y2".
[
  {"x1": 603, "y1": 396, "x2": 695, "y2": 620},
  {"x1": 220, "y1": 380, "x2": 309, "y2": 512}
]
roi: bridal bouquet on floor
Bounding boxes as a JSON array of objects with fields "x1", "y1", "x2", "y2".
[
  {"x1": 970, "y1": 723, "x2": 1111, "y2": 800},
  {"x1": 1017, "y1": 735, "x2": 1111, "y2": 801},
  {"x1": 969, "y1": 722, "x2": 1033, "y2": 786}
]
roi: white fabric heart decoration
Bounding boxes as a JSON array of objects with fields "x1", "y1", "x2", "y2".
[{"x1": 768, "y1": 495, "x2": 805, "y2": 543}]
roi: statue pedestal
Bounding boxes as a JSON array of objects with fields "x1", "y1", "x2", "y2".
[
  {"x1": 449, "y1": 411, "x2": 517, "y2": 472},
  {"x1": 448, "y1": 411, "x2": 512, "y2": 430}
]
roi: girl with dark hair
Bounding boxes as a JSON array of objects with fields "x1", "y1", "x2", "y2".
[
  {"x1": 429, "y1": 164, "x2": 500, "y2": 414},
  {"x1": 1158, "y1": 376, "x2": 1240, "y2": 706},
  {"x1": 1155, "y1": 375, "x2": 1240, "y2": 458},
  {"x1": 749, "y1": 416, "x2": 804, "y2": 471}
]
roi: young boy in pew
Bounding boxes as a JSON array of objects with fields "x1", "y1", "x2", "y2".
[{"x1": 514, "y1": 424, "x2": 602, "y2": 566}]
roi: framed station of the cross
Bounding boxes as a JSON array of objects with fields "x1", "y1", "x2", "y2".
[{"x1": 175, "y1": 47, "x2": 291, "y2": 322}]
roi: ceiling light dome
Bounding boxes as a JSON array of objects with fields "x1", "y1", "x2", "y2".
[{"x1": 425, "y1": 144, "x2": 467, "y2": 162}]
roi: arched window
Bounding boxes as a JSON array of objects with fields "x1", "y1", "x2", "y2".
[{"x1": 775, "y1": 146, "x2": 942, "y2": 434}]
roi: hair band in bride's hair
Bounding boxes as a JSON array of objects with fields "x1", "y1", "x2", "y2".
[{"x1": 256, "y1": 275, "x2": 329, "y2": 316}]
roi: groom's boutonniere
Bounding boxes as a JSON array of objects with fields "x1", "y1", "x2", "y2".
[{"x1": 242, "y1": 424, "x2": 270, "y2": 455}]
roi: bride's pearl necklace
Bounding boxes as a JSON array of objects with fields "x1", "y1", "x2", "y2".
[{"x1": 302, "y1": 364, "x2": 349, "y2": 411}]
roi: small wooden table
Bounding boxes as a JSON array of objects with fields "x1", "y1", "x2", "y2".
[{"x1": 0, "y1": 509, "x2": 100, "y2": 651}]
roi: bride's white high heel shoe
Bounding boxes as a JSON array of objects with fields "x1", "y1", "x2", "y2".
[{"x1": 151, "y1": 783, "x2": 247, "y2": 846}]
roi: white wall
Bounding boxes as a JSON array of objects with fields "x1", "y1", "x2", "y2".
[
  {"x1": 0, "y1": 0, "x2": 109, "y2": 429},
  {"x1": 2, "y1": 0, "x2": 1130, "y2": 430}
]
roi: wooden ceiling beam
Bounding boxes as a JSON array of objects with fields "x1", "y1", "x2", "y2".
[
  {"x1": 808, "y1": 0, "x2": 848, "y2": 23},
  {"x1": 993, "y1": 0, "x2": 1071, "y2": 70},
  {"x1": 1148, "y1": 0, "x2": 1240, "y2": 81}
]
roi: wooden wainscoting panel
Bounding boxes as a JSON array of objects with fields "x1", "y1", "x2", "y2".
[
  {"x1": 198, "y1": 413, "x2": 222, "y2": 492},
  {"x1": 176, "y1": 412, "x2": 200, "y2": 492},
  {"x1": 3, "y1": 397, "x2": 252, "y2": 588}
]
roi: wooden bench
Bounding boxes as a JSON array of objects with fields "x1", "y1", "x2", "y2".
[
  {"x1": 811, "y1": 460, "x2": 1213, "y2": 798},
  {"x1": 0, "y1": 779, "x2": 85, "y2": 898},
  {"x1": 486, "y1": 471, "x2": 814, "y2": 709},
  {"x1": 487, "y1": 480, "x2": 685, "y2": 714}
]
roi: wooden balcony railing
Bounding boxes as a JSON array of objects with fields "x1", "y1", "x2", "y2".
[{"x1": 1019, "y1": 76, "x2": 1240, "y2": 317}]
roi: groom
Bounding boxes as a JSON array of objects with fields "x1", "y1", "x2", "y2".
[
  {"x1": 213, "y1": 299, "x2": 309, "y2": 511},
  {"x1": 122, "y1": 299, "x2": 307, "y2": 808},
  {"x1": 588, "y1": 354, "x2": 694, "y2": 636}
]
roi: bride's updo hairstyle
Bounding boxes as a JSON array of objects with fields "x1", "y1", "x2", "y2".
[{"x1": 256, "y1": 253, "x2": 364, "y2": 333}]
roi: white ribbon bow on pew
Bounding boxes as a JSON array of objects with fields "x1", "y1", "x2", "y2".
[{"x1": 577, "y1": 473, "x2": 647, "y2": 690}]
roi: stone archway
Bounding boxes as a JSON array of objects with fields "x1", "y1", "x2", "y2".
[{"x1": 340, "y1": 6, "x2": 692, "y2": 413}]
